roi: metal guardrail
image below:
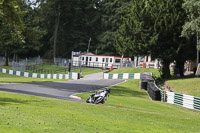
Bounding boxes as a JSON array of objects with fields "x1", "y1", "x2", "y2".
[
  {"x1": 161, "y1": 90, "x2": 200, "y2": 111},
  {"x1": 0, "y1": 68, "x2": 79, "y2": 80},
  {"x1": 103, "y1": 73, "x2": 141, "y2": 79}
]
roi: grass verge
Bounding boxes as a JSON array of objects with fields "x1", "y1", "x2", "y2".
[
  {"x1": 0, "y1": 65, "x2": 106, "y2": 77},
  {"x1": 0, "y1": 65, "x2": 12, "y2": 69},
  {"x1": 78, "y1": 67, "x2": 106, "y2": 77},
  {"x1": 0, "y1": 73, "x2": 67, "y2": 83},
  {"x1": 165, "y1": 76, "x2": 200, "y2": 97}
]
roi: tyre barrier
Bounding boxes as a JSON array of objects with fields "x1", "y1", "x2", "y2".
[
  {"x1": 103, "y1": 73, "x2": 141, "y2": 79},
  {"x1": 161, "y1": 90, "x2": 200, "y2": 111},
  {"x1": 0, "y1": 68, "x2": 79, "y2": 80},
  {"x1": 140, "y1": 72, "x2": 154, "y2": 90},
  {"x1": 147, "y1": 81, "x2": 161, "y2": 101},
  {"x1": 140, "y1": 73, "x2": 161, "y2": 101}
]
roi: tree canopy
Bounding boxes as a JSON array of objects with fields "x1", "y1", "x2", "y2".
[
  {"x1": 0, "y1": 0, "x2": 198, "y2": 78},
  {"x1": 181, "y1": 0, "x2": 200, "y2": 38},
  {"x1": 115, "y1": 0, "x2": 196, "y2": 78}
]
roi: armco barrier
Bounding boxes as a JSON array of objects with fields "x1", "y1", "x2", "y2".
[
  {"x1": 161, "y1": 90, "x2": 200, "y2": 111},
  {"x1": 0, "y1": 68, "x2": 78, "y2": 80},
  {"x1": 104, "y1": 72, "x2": 200, "y2": 111},
  {"x1": 103, "y1": 73, "x2": 141, "y2": 79}
]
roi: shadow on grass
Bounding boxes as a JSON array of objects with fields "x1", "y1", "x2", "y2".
[
  {"x1": 155, "y1": 74, "x2": 199, "y2": 88},
  {"x1": 111, "y1": 86, "x2": 147, "y2": 98},
  {"x1": 171, "y1": 74, "x2": 197, "y2": 80},
  {"x1": 0, "y1": 98, "x2": 30, "y2": 105}
]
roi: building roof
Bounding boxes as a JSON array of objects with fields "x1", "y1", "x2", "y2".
[
  {"x1": 81, "y1": 54, "x2": 122, "y2": 58},
  {"x1": 72, "y1": 52, "x2": 130, "y2": 59},
  {"x1": 73, "y1": 52, "x2": 94, "y2": 57},
  {"x1": 73, "y1": 54, "x2": 129, "y2": 59}
]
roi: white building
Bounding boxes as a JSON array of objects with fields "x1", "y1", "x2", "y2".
[
  {"x1": 72, "y1": 52, "x2": 131, "y2": 69},
  {"x1": 134, "y1": 56, "x2": 161, "y2": 69}
]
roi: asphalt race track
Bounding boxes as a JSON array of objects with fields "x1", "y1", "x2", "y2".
[{"x1": 0, "y1": 72, "x2": 124, "y2": 102}]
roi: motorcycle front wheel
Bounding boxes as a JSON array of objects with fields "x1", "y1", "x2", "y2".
[{"x1": 94, "y1": 96, "x2": 104, "y2": 104}]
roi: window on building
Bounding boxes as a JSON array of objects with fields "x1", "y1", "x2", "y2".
[
  {"x1": 115, "y1": 59, "x2": 121, "y2": 63},
  {"x1": 102, "y1": 58, "x2": 105, "y2": 62},
  {"x1": 150, "y1": 57, "x2": 153, "y2": 62},
  {"x1": 96, "y1": 57, "x2": 98, "y2": 61},
  {"x1": 140, "y1": 57, "x2": 144, "y2": 62},
  {"x1": 82, "y1": 57, "x2": 84, "y2": 60},
  {"x1": 89, "y1": 57, "x2": 92, "y2": 61},
  {"x1": 106, "y1": 58, "x2": 109, "y2": 62},
  {"x1": 110, "y1": 58, "x2": 112, "y2": 63},
  {"x1": 146, "y1": 56, "x2": 148, "y2": 62}
]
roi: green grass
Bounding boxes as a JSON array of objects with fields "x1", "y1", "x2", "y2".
[
  {"x1": 0, "y1": 79, "x2": 200, "y2": 132},
  {"x1": 0, "y1": 65, "x2": 106, "y2": 77},
  {"x1": 0, "y1": 65, "x2": 105, "y2": 83},
  {"x1": 110, "y1": 67, "x2": 161, "y2": 78},
  {"x1": 78, "y1": 67, "x2": 106, "y2": 77},
  {"x1": 0, "y1": 65, "x2": 12, "y2": 69},
  {"x1": 77, "y1": 80, "x2": 200, "y2": 132},
  {"x1": 0, "y1": 73, "x2": 67, "y2": 83},
  {"x1": 35, "y1": 65, "x2": 64, "y2": 71},
  {"x1": 25, "y1": 65, "x2": 67, "y2": 74},
  {"x1": 28, "y1": 65, "x2": 106, "y2": 76},
  {"x1": 165, "y1": 77, "x2": 200, "y2": 97}
]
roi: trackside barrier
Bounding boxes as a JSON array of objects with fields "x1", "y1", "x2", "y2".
[
  {"x1": 147, "y1": 81, "x2": 161, "y2": 101},
  {"x1": 140, "y1": 73, "x2": 161, "y2": 101},
  {"x1": 143, "y1": 73, "x2": 200, "y2": 111},
  {"x1": 140, "y1": 72, "x2": 154, "y2": 90},
  {"x1": 161, "y1": 90, "x2": 200, "y2": 111},
  {"x1": 103, "y1": 72, "x2": 161, "y2": 100},
  {"x1": 0, "y1": 68, "x2": 79, "y2": 80},
  {"x1": 103, "y1": 73, "x2": 141, "y2": 79},
  {"x1": 103, "y1": 72, "x2": 200, "y2": 111}
]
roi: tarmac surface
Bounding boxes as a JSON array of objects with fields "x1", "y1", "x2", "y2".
[{"x1": 0, "y1": 72, "x2": 124, "y2": 102}]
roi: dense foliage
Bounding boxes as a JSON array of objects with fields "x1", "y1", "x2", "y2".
[{"x1": 115, "y1": 0, "x2": 197, "y2": 78}]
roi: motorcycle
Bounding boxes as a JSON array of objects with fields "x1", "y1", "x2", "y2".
[{"x1": 86, "y1": 88, "x2": 110, "y2": 104}]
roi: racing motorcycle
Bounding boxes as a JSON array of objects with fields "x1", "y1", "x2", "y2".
[{"x1": 86, "y1": 88, "x2": 110, "y2": 104}]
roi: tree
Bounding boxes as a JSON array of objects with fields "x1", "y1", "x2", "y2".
[
  {"x1": 181, "y1": 0, "x2": 200, "y2": 67},
  {"x1": 38, "y1": 0, "x2": 101, "y2": 59},
  {"x1": 181, "y1": 0, "x2": 200, "y2": 38},
  {"x1": 97, "y1": 0, "x2": 131, "y2": 55},
  {"x1": 116, "y1": 0, "x2": 188, "y2": 78},
  {"x1": 0, "y1": 0, "x2": 25, "y2": 65},
  {"x1": 20, "y1": 0, "x2": 45, "y2": 58}
]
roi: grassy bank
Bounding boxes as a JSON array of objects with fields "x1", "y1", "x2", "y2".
[
  {"x1": 76, "y1": 79, "x2": 200, "y2": 133},
  {"x1": 72, "y1": 67, "x2": 105, "y2": 77},
  {"x1": 0, "y1": 79, "x2": 199, "y2": 132},
  {"x1": 165, "y1": 77, "x2": 200, "y2": 97}
]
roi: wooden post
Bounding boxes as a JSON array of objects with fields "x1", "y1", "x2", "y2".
[{"x1": 163, "y1": 91, "x2": 166, "y2": 102}]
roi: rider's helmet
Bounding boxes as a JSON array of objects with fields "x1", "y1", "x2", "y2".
[{"x1": 106, "y1": 88, "x2": 110, "y2": 93}]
